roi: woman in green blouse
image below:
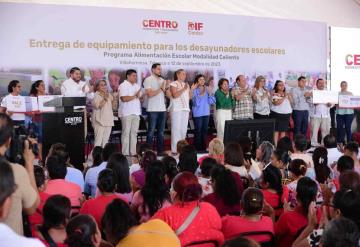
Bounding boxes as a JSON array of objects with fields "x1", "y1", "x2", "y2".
[{"x1": 215, "y1": 78, "x2": 233, "y2": 141}]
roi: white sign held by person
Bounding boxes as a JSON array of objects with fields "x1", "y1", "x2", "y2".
[
  {"x1": 312, "y1": 90, "x2": 339, "y2": 104},
  {"x1": 339, "y1": 95, "x2": 360, "y2": 108}
]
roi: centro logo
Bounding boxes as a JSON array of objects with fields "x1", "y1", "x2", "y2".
[
  {"x1": 345, "y1": 54, "x2": 360, "y2": 69},
  {"x1": 142, "y1": 19, "x2": 178, "y2": 32},
  {"x1": 188, "y1": 22, "x2": 204, "y2": 36},
  {"x1": 64, "y1": 117, "x2": 83, "y2": 125}
]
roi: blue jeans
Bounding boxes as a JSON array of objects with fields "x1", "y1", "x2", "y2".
[
  {"x1": 336, "y1": 114, "x2": 354, "y2": 144},
  {"x1": 292, "y1": 110, "x2": 309, "y2": 136},
  {"x1": 146, "y1": 111, "x2": 166, "y2": 153},
  {"x1": 193, "y1": 115, "x2": 209, "y2": 152}
]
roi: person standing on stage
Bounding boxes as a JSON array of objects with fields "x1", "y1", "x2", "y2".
[
  {"x1": 291, "y1": 76, "x2": 312, "y2": 136},
  {"x1": 119, "y1": 69, "x2": 142, "y2": 156},
  {"x1": 310, "y1": 78, "x2": 332, "y2": 147},
  {"x1": 0, "y1": 80, "x2": 26, "y2": 126},
  {"x1": 169, "y1": 69, "x2": 191, "y2": 155},
  {"x1": 108, "y1": 69, "x2": 122, "y2": 116},
  {"x1": 215, "y1": 78, "x2": 233, "y2": 141},
  {"x1": 144, "y1": 63, "x2": 167, "y2": 155},
  {"x1": 61, "y1": 67, "x2": 90, "y2": 97},
  {"x1": 336, "y1": 81, "x2": 354, "y2": 144},
  {"x1": 92, "y1": 79, "x2": 114, "y2": 148},
  {"x1": 231, "y1": 75, "x2": 253, "y2": 120},
  {"x1": 251, "y1": 75, "x2": 270, "y2": 119},
  {"x1": 191, "y1": 74, "x2": 216, "y2": 152},
  {"x1": 270, "y1": 80, "x2": 293, "y2": 145}
]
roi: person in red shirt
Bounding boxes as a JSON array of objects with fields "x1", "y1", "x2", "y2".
[
  {"x1": 274, "y1": 177, "x2": 318, "y2": 247},
  {"x1": 80, "y1": 169, "x2": 127, "y2": 228},
  {"x1": 222, "y1": 187, "x2": 274, "y2": 243},
  {"x1": 33, "y1": 195, "x2": 71, "y2": 247},
  {"x1": 259, "y1": 163, "x2": 289, "y2": 218},
  {"x1": 153, "y1": 171, "x2": 224, "y2": 246},
  {"x1": 28, "y1": 165, "x2": 51, "y2": 232},
  {"x1": 44, "y1": 155, "x2": 83, "y2": 208},
  {"x1": 203, "y1": 165, "x2": 242, "y2": 216}
]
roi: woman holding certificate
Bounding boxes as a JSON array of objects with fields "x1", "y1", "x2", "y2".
[{"x1": 336, "y1": 81, "x2": 354, "y2": 144}]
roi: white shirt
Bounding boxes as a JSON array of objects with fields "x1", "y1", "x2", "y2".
[
  {"x1": 118, "y1": 80, "x2": 141, "y2": 117},
  {"x1": 0, "y1": 223, "x2": 44, "y2": 247},
  {"x1": 144, "y1": 74, "x2": 166, "y2": 112},
  {"x1": 327, "y1": 147, "x2": 343, "y2": 166},
  {"x1": 84, "y1": 161, "x2": 107, "y2": 197},
  {"x1": 270, "y1": 95, "x2": 292, "y2": 114},
  {"x1": 311, "y1": 103, "x2": 331, "y2": 118},
  {"x1": 61, "y1": 78, "x2": 89, "y2": 97},
  {"x1": 0, "y1": 94, "x2": 26, "y2": 121},
  {"x1": 65, "y1": 167, "x2": 85, "y2": 192},
  {"x1": 169, "y1": 81, "x2": 190, "y2": 112},
  {"x1": 254, "y1": 88, "x2": 270, "y2": 115}
]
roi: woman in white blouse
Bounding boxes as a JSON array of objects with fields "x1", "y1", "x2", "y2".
[
  {"x1": 270, "y1": 80, "x2": 293, "y2": 145},
  {"x1": 92, "y1": 79, "x2": 114, "y2": 147},
  {"x1": 251, "y1": 76, "x2": 271, "y2": 119},
  {"x1": 169, "y1": 69, "x2": 191, "y2": 155}
]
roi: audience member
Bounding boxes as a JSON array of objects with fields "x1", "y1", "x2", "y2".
[
  {"x1": 344, "y1": 141, "x2": 360, "y2": 174},
  {"x1": 66, "y1": 214, "x2": 102, "y2": 247},
  {"x1": 198, "y1": 157, "x2": 218, "y2": 197},
  {"x1": 177, "y1": 144, "x2": 198, "y2": 174},
  {"x1": 323, "y1": 134, "x2": 342, "y2": 167}
]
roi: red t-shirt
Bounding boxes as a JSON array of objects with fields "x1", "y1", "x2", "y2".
[
  {"x1": 32, "y1": 227, "x2": 68, "y2": 247},
  {"x1": 221, "y1": 215, "x2": 274, "y2": 242},
  {"x1": 44, "y1": 179, "x2": 82, "y2": 207},
  {"x1": 28, "y1": 192, "x2": 51, "y2": 232},
  {"x1": 80, "y1": 194, "x2": 127, "y2": 228},
  {"x1": 262, "y1": 186, "x2": 289, "y2": 217},
  {"x1": 202, "y1": 193, "x2": 241, "y2": 216},
  {"x1": 275, "y1": 206, "x2": 308, "y2": 247},
  {"x1": 153, "y1": 201, "x2": 224, "y2": 246}
]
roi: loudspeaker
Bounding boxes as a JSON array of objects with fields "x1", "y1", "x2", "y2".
[
  {"x1": 224, "y1": 119, "x2": 275, "y2": 146},
  {"x1": 42, "y1": 112, "x2": 85, "y2": 170}
]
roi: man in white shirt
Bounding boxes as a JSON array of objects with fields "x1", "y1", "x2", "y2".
[
  {"x1": 324, "y1": 134, "x2": 343, "y2": 167},
  {"x1": 0, "y1": 80, "x2": 26, "y2": 125},
  {"x1": 61, "y1": 67, "x2": 90, "y2": 97},
  {"x1": 310, "y1": 79, "x2": 332, "y2": 147},
  {"x1": 0, "y1": 157, "x2": 44, "y2": 247},
  {"x1": 144, "y1": 63, "x2": 167, "y2": 155},
  {"x1": 119, "y1": 69, "x2": 142, "y2": 156}
]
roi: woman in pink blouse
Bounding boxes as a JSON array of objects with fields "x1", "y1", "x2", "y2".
[{"x1": 153, "y1": 172, "x2": 224, "y2": 246}]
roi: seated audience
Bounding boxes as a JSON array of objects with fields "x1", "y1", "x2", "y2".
[
  {"x1": 224, "y1": 142, "x2": 247, "y2": 177},
  {"x1": 130, "y1": 150, "x2": 157, "y2": 193},
  {"x1": 45, "y1": 155, "x2": 82, "y2": 207},
  {"x1": 47, "y1": 143, "x2": 84, "y2": 192},
  {"x1": 344, "y1": 142, "x2": 360, "y2": 174},
  {"x1": 274, "y1": 177, "x2": 318, "y2": 247},
  {"x1": 287, "y1": 159, "x2": 307, "y2": 207},
  {"x1": 222, "y1": 187, "x2": 274, "y2": 242},
  {"x1": 106, "y1": 153, "x2": 132, "y2": 202},
  {"x1": 198, "y1": 138, "x2": 225, "y2": 165},
  {"x1": 255, "y1": 141, "x2": 274, "y2": 169},
  {"x1": 291, "y1": 135, "x2": 314, "y2": 178},
  {"x1": 333, "y1": 155, "x2": 354, "y2": 189},
  {"x1": 222, "y1": 237, "x2": 260, "y2": 247},
  {"x1": 177, "y1": 144, "x2": 199, "y2": 174},
  {"x1": 102, "y1": 199, "x2": 180, "y2": 247},
  {"x1": 129, "y1": 143, "x2": 152, "y2": 175},
  {"x1": 0, "y1": 113, "x2": 39, "y2": 235},
  {"x1": 238, "y1": 136, "x2": 261, "y2": 180},
  {"x1": 339, "y1": 170, "x2": 360, "y2": 194},
  {"x1": 28, "y1": 166, "x2": 51, "y2": 232},
  {"x1": 33, "y1": 195, "x2": 71, "y2": 247},
  {"x1": 197, "y1": 157, "x2": 218, "y2": 197},
  {"x1": 131, "y1": 161, "x2": 172, "y2": 222},
  {"x1": 323, "y1": 134, "x2": 342, "y2": 167},
  {"x1": 80, "y1": 169, "x2": 126, "y2": 228},
  {"x1": 203, "y1": 165, "x2": 242, "y2": 216},
  {"x1": 260, "y1": 164, "x2": 289, "y2": 217},
  {"x1": 276, "y1": 136, "x2": 294, "y2": 154},
  {"x1": 84, "y1": 146, "x2": 103, "y2": 173},
  {"x1": 161, "y1": 155, "x2": 179, "y2": 187},
  {"x1": 66, "y1": 214, "x2": 102, "y2": 247},
  {"x1": 0, "y1": 158, "x2": 44, "y2": 246},
  {"x1": 271, "y1": 149, "x2": 291, "y2": 180},
  {"x1": 85, "y1": 143, "x2": 116, "y2": 197},
  {"x1": 153, "y1": 172, "x2": 224, "y2": 246},
  {"x1": 321, "y1": 218, "x2": 360, "y2": 247}
]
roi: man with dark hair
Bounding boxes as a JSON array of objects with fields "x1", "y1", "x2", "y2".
[
  {"x1": 0, "y1": 80, "x2": 26, "y2": 125},
  {"x1": 344, "y1": 141, "x2": 360, "y2": 173},
  {"x1": 118, "y1": 69, "x2": 142, "y2": 156},
  {"x1": 44, "y1": 155, "x2": 82, "y2": 207},
  {"x1": 0, "y1": 158, "x2": 44, "y2": 246},
  {"x1": 61, "y1": 66, "x2": 89, "y2": 97},
  {"x1": 324, "y1": 134, "x2": 342, "y2": 166},
  {"x1": 144, "y1": 63, "x2": 167, "y2": 155},
  {"x1": 321, "y1": 218, "x2": 360, "y2": 247},
  {"x1": 310, "y1": 78, "x2": 332, "y2": 147},
  {"x1": 290, "y1": 76, "x2": 312, "y2": 136},
  {"x1": 84, "y1": 143, "x2": 116, "y2": 197},
  {"x1": 0, "y1": 113, "x2": 39, "y2": 235}
]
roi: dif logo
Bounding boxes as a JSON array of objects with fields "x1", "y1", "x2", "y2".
[
  {"x1": 188, "y1": 22, "x2": 204, "y2": 36},
  {"x1": 345, "y1": 54, "x2": 360, "y2": 66}
]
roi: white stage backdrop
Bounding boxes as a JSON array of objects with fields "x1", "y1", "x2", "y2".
[
  {"x1": 331, "y1": 27, "x2": 360, "y2": 94},
  {"x1": 0, "y1": 2, "x2": 327, "y2": 95}
]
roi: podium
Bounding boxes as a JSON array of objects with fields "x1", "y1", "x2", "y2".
[{"x1": 42, "y1": 97, "x2": 86, "y2": 170}]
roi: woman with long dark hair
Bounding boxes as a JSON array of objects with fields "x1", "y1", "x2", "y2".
[
  {"x1": 107, "y1": 153, "x2": 132, "y2": 202},
  {"x1": 131, "y1": 160, "x2": 171, "y2": 222},
  {"x1": 154, "y1": 172, "x2": 224, "y2": 246},
  {"x1": 66, "y1": 215, "x2": 102, "y2": 247},
  {"x1": 203, "y1": 165, "x2": 242, "y2": 216},
  {"x1": 130, "y1": 150, "x2": 157, "y2": 193}
]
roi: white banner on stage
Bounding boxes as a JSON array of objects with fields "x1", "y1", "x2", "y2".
[
  {"x1": 338, "y1": 95, "x2": 360, "y2": 108},
  {"x1": 312, "y1": 90, "x2": 339, "y2": 104},
  {"x1": 0, "y1": 2, "x2": 327, "y2": 95}
]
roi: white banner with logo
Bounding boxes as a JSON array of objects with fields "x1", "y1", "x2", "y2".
[
  {"x1": 339, "y1": 95, "x2": 360, "y2": 108},
  {"x1": 0, "y1": 2, "x2": 327, "y2": 96}
]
